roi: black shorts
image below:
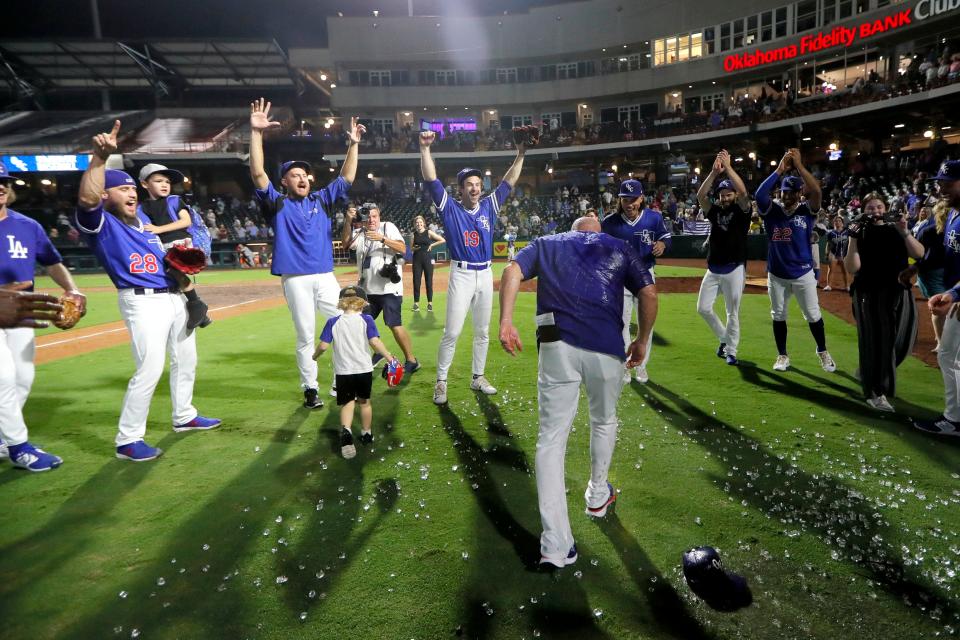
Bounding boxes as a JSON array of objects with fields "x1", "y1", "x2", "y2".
[
  {"x1": 367, "y1": 294, "x2": 402, "y2": 327},
  {"x1": 336, "y1": 372, "x2": 373, "y2": 405}
]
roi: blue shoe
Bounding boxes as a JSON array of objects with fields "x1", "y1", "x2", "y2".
[
  {"x1": 9, "y1": 442, "x2": 62, "y2": 472},
  {"x1": 725, "y1": 354, "x2": 739, "y2": 366},
  {"x1": 116, "y1": 441, "x2": 163, "y2": 462},
  {"x1": 540, "y1": 544, "x2": 578, "y2": 568},
  {"x1": 585, "y1": 482, "x2": 616, "y2": 518},
  {"x1": 405, "y1": 359, "x2": 421, "y2": 374},
  {"x1": 372, "y1": 353, "x2": 385, "y2": 366},
  {"x1": 716, "y1": 343, "x2": 727, "y2": 358},
  {"x1": 174, "y1": 415, "x2": 222, "y2": 433}
]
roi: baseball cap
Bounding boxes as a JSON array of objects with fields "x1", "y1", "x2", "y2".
[
  {"x1": 714, "y1": 179, "x2": 735, "y2": 194},
  {"x1": 681, "y1": 546, "x2": 752, "y2": 612},
  {"x1": 280, "y1": 160, "x2": 311, "y2": 179},
  {"x1": 618, "y1": 179, "x2": 644, "y2": 198},
  {"x1": 934, "y1": 160, "x2": 960, "y2": 182},
  {"x1": 138, "y1": 163, "x2": 185, "y2": 184},
  {"x1": 457, "y1": 167, "x2": 483, "y2": 185},
  {"x1": 780, "y1": 176, "x2": 804, "y2": 192},
  {"x1": 104, "y1": 169, "x2": 136, "y2": 190},
  {"x1": 339, "y1": 284, "x2": 368, "y2": 301},
  {"x1": 0, "y1": 162, "x2": 14, "y2": 182}
]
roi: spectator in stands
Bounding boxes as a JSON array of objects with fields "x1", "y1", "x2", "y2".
[
  {"x1": 844, "y1": 193, "x2": 924, "y2": 411},
  {"x1": 48, "y1": 227, "x2": 59, "y2": 242},
  {"x1": 237, "y1": 243, "x2": 256, "y2": 268}
]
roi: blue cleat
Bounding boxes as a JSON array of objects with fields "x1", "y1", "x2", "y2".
[
  {"x1": 173, "y1": 415, "x2": 222, "y2": 433},
  {"x1": 725, "y1": 354, "x2": 739, "y2": 366},
  {"x1": 716, "y1": 343, "x2": 727, "y2": 358},
  {"x1": 116, "y1": 441, "x2": 163, "y2": 462},
  {"x1": 9, "y1": 442, "x2": 62, "y2": 472}
]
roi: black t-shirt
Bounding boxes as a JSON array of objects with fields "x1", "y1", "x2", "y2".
[
  {"x1": 853, "y1": 223, "x2": 908, "y2": 291},
  {"x1": 141, "y1": 197, "x2": 191, "y2": 243},
  {"x1": 412, "y1": 229, "x2": 431, "y2": 254},
  {"x1": 706, "y1": 202, "x2": 750, "y2": 268}
]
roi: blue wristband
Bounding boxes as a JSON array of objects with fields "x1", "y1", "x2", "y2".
[{"x1": 950, "y1": 288, "x2": 960, "y2": 303}]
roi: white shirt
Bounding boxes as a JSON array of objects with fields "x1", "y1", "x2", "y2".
[
  {"x1": 351, "y1": 220, "x2": 404, "y2": 296},
  {"x1": 320, "y1": 312, "x2": 379, "y2": 375}
]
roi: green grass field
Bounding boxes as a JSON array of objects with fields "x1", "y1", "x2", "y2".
[{"x1": 2, "y1": 290, "x2": 958, "y2": 639}]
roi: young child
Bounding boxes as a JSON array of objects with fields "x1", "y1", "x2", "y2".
[
  {"x1": 138, "y1": 163, "x2": 211, "y2": 330},
  {"x1": 313, "y1": 285, "x2": 395, "y2": 459}
]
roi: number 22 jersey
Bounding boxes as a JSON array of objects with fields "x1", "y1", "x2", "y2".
[{"x1": 762, "y1": 201, "x2": 816, "y2": 280}]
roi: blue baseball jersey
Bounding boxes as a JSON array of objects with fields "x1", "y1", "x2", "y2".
[
  {"x1": 514, "y1": 231, "x2": 654, "y2": 361},
  {"x1": 943, "y1": 209, "x2": 960, "y2": 289},
  {"x1": 0, "y1": 210, "x2": 62, "y2": 288},
  {"x1": 74, "y1": 204, "x2": 171, "y2": 290},
  {"x1": 425, "y1": 179, "x2": 510, "y2": 262},
  {"x1": 255, "y1": 178, "x2": 350, "y2": 276},
  {"x1": 761, "y1": 202, "x2": 816, "y2": 279},
  {"x1": 600, "y1": 210, "x2": 672, "y2": 272}
]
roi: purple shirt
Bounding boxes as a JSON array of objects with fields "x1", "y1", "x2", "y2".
[
  {"x1": 425, "y1": 179, "x2": 510, "y2": 263},
  {"x1": 0, "y1": 210, "x2": 62, "y2": 288},
  {"x1": 600, "y1": 210, "x2": 672, "y2": 271},
  {"x1": 514, "y1": 231, "x2": 654, "y2": 360}
]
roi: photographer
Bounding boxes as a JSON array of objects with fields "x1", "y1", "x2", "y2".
[
  {"x1": 844, "y1": 193, "x2": 924, "y2": 412},
  {"x1": 342, "y1": 204, "x2": 421, "y2": 373}
]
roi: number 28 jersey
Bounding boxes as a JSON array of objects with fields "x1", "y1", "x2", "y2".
[
  {"x1": 74, "y1": 203, "x2": 172, "y2": 290},
  {"x1": 762, "y1": 201, "x2": 816, "y2": 280},
  {"x1": 425, "y1": 179, "x2": 511, "y2": 263}
]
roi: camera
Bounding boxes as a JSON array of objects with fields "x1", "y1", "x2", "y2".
[
  {"x1": 848, "y1": 210, "x2": 900, "y2": 238},
  {"x1": 378, "y1": 258, "x2": 401, "y2": 284}
]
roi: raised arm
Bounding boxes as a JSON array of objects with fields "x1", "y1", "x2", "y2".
[
  {"x1": 697, "y1": 153, "x2": 722, "y2": 211},
  {"x1": 720, "y1": 149, "x2": 751, "y2": 209},
  {"x1": 249, "y1": 98, "x2": 281, "y2": 191},
  {"x1": 788, "y1": 148, "x2": 821, "y2": 212},
  {"x1": 341, "y1": 207, "x2": 360, "y2": 248},
  {"x1": 755, "y1": 154, "x2": 790, "y2": 215},
  {"x1": 501, "y1": 144, "x2": 527, "y2": 189},
  {"x1": 419, "y1": 131, "x2": 437, "y2": 182},
  {"x1": 79, "y1": 120, "x2": 119, "y2": 209},
  {"x1": 339, "y1": 116, "x2": 366, "y2": 185}
]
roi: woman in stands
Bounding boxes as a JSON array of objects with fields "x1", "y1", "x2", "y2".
[{"x1": 410, "y1": 214, "x2": 445, "y2": 312}]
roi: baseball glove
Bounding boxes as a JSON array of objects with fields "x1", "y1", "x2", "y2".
[
  {"x1": 512, "y1": 124, "x2": 541, "y2": 147},
  {"x1": 164, "y1": 245, "x2": 207, "y2": 275},
  {"x1": 54, "y1": 291, "x2": 86, "y2": 330}
]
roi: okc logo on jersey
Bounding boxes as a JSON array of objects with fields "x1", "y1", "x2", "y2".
[
  {"x1": 477, "y1": 215, "x2": 490, "y2": 232},
  {"x1": 6, "y1": 235, "x2": 28, "y2": 259},
  {"x1": 791, "y1": 215, "x2": 808, "y2": 229},
  {"x1": 637, "y1": 229, "x2": 654, "y2": 245}
]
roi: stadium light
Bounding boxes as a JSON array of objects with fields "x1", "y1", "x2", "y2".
[
  {"x1": 894, "y1": 123, "x2": 905, "y2": 128},
  {"x1": 748, "y1": 152, "x2": 756, "y2": 159},
  {"x1": 40, "y1": 179, "x2": 52, "y2": 186},
  {"x1": 373, "y1": 10, "x2": 379, "y2": 16},
  {"x1": 484, "y1": 170, "x2": 491, "y2": 176},
  {"x1": 671, "y1": 92, "x2": 679, "y2": 97},
  {"x1": 488, "y1": 110, "x2": 495, "y2": 114},
  {"x1": 943, "y1": 126, "x2": 952, "y2": 130},
  {"x1": 693, "y1": 167, "x2": 700, "y2": 175},
  {"x1": 802, "y1": 137, "x2": 811, "y2": 141},
  {"x1": 829, "y1": 142, "x2": 838, "y2": 150},
  {"x1": 324, "y1": 123, "x2": 331, "y2": 129},
  {"x1": 320, "y1": 74, "x2": 327, "y2": 81},
  {"x1": 14, "y1": 179, "x2": 25, "y2": 186},
  {"x1": 367, "y1": 173, "x2": 374, "y2": 179},
  {"x1": 924, "y1": 130, "x2": 934, "y2": 139},
  {"x1": 770, "y1": 160, "x2": 777, "y2": 166},
  {"x1": 611, "y1": 164, "x2": 618, "y2": 172},
  {"x1": 403, "y1": 111, "x2": 411, "y2": 116},
  {"x1": 547, "y1": 167, "x2": 553, "y2": 174},
  {"x1": 329, "y1": 167, "x2": 335, "y2": 172},
  {"x1": 329, "y1": 83, "x2": 336, "y2": 88},
  {"x1": 307, "y1": 174, "x2": 314, "y2": 181}
]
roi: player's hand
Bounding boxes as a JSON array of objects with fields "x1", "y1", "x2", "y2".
[
  {"x1": 419, "y1": 131, "x2": 436, "y2": 148},
  {"x1": 0, "y1": 286, "x2": 62, "y2": 329},
  {"x1": 652, "y1": 240, "x2": 666, "y2": 257},
  {"x1": 250, "y1": 98, "x2": 281, "y2": 132},
  {"x1": 346, "y1": 116, "x2": 366, "y2": 145},
  {"x1": 626, "y1": 339, "x2": 647, "y2": 369},
  {"x1": 897, "y1": 266, "x2": 916, "y2": 288},
  {"x1": 928, "y1": 293, "x2": 955, "y2": 317},
  {"x1": 718, "y1": 149, "x2": 731, "y2": 170},
  {"x1": 365, "y1": 229, "x2": 384, "y2": 242},
  {"x1": 66, "y1": 290, "x2": 87, "y2": 318},
  {"x1": 312, "y1": 343, "x2": 325, "y2": 360},
  {"x1": 143, "y1": 224, "x2": 160, "y2": 233},
  {"x1": 787, "y1": 148, "x2": 804, "y2": 169},
  {"x1": 776, "y1": 151, "x2": 792, "y2": 174},
  {"x1": 92, "y1": 120, "x2": 121, "y2": 160},
  {"x1": 499, "y1": 323, "x2": 522, "y2": 356}
]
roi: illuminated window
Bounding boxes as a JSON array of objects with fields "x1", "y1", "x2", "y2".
[
  {"x1": 654, "y1": 38, "x2": 666, "y2": 66},
  {"x1": 666, "y1": 36, "x2": 678, "y2": 64},
  {"x1": 678, "y1": 35, "x2": 690, "y2": 61},
  {"x1": 690, "y1": 32, "x2": 703, "y2": 58}
]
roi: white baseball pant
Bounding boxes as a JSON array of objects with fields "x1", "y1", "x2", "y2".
[
  {"x1": 938, "y1": 313, "x2": 960, "y2": 422},
  {"x1": 436, "y1": 264, "x2": 493, "y2": 380},
  {"x1": 697, "y1": 265, "x2": 746, "y2": 356},
  {"x1": 767, "y1": 271, "x2": 822, "y2": 323},
  {"x1": 281, "y1": 272, "x2": 341, "y2": 390},
  {"x1": 536, "y1": 339, "x2": 624, "y2": 563},
  {"x1": 621, "y1": 269, "x2": 655, "y2": 369},
  {"x1": 117, "y1": 290, "x2": 198, "y2": 446},
  {"x1": 0, "y1": 327, "x2": 36, "y2": 446}
]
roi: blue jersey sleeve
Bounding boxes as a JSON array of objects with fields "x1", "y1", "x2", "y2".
[
  {"x1": 254, "y1": 181, "x2": 284, "y2": 219},
  {"x1": 73, "y1": 203, "x2": 105, "y2": 234},
  {"x1": 623, "y1": 244, "x2": 655, "y2": 295},
  {"x1": 424, "y1": 179, "x2": 447, "y2": 209},
  {"x1": 317, "y1": 177, "x2": 350, "y2": 212},
  {"x1": 363, "y1": 314, "x2": 380, "y2": 340},
  {"x1": 488, "y1": 181, "x2": 512, "y2": 215},
  {"x1": 755, "y1": 171, "x2": 781, "y2": 215},
  {"x1": 513, "y1": 239, "x2": 539, "y2": 279},
  {"x1": 34, "y1": 223, "x2": 62, "y2": 266},
  {"x1": 320, "y1": 316, "x2": 337, "y2": 344}
]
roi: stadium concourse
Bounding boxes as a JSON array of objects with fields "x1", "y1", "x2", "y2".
[{"x1": 1, "y1": 1, "x2": 960, "y2": 639}]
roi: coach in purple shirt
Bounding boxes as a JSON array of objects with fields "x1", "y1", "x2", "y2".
[{"x1": 498, "y1": 216, "x2": 657, "y2": 569}]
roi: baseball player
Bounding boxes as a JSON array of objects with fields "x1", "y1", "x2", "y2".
[
  {"x1": 0, "y1": 163, "x2": 86, "y2": 471},
  {"x1": 505, "y1": 232, "x2": 517, "y2": 261},
  {"x1": 695, "y1": 150, "x2": 751, "y2": 366},
  {"x1": 498, "y1": 216, "x2": 657, "y2": 568},
  {"x1": 138, "y1": 163, "x2": 211, "y2": 330},
  {"x1": 600, "y1": 178, "x2": 671, "y2": 383},
  {"x1": 915, "y1": 160, "x2": 960, "y2": 436},
  {"x1": 248, "y1": 98, "x2": 366, "y2": 410},
  {"x1": 754, "y1": 149, "x2": 836, "y2": 373},
  {"x1": 75, "y1": 120, "x2": 220, "y2": 462},
  {"x1": 419, "y1": 129, "x2": 528, "y2": 404}
]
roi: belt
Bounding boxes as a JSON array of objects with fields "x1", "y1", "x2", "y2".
[
  {"x1": 536, "y1": 324, "x2": 561, "y2": 345},
  {"x1": 132, "y1": 287, "x2": 172, "y2": 295},
  {"x1": 453, "y1": 261, "x2": 491, "y2": 271}
]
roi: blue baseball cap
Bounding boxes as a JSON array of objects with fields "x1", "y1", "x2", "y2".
[
  {"x1": 618, "y1": 179, "x2": 644, "y2": 197},
  {"x1": 280, "y1": 160, "x2": 311, "y2": 179},
  {"x1": 934, "y1": 160, "x2": 960, "y2": 182},
  {"x1": 0, "y1": 162, "x2": 13, "y2": 182},
  {"x1": 104, "y1": 169, "x2": 136, "y2": 189},
  {"x1": 780, "y1": 176, "x2": 804, "y2": 192},
  {"x1": 457, "y1": 167, "x2": 483, "y2": 185},
  {"x1": 715, "y1": 179, "x2": 735, "y2": 194}
]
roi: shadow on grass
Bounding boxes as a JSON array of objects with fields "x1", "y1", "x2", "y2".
[
  {"x1": 408, "y1": 310, "x2": 439, "y2": 337},
  {"x1": 635, "y1": 381, "x2": 960, "y2": 629}
]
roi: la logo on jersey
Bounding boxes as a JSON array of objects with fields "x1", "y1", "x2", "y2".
[{"x1": 6, "y1": 235, "x2": 28, "y2": 259}]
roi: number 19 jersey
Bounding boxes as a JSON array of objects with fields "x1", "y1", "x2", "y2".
[
  {"x1": 425, "y1": 179, "x2": 511, "y2": 263},
  {"x1": 74, "y1": 204, "x2": 172, "y2": 290}
]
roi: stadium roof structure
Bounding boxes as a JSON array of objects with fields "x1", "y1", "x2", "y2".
[{"x1": 0, "y1": 39, "x2": 299, "y2": 97}]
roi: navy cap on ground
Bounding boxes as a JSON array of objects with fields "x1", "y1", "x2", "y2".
[
  {"x1": 457, "y1": 168, "x2": 483, "y2": 185},
  {"x1": 280, "y1": 160, "x2": 311, "y2": 179},
  {"x1": 618, "y1": 179, "x2": 644, "y2": 197},
  {"x1": 681, "y1": 546, "x2": 753, "y2": 612},
  {"x1": 934, "y1": 160, "x2": 960, "y2": 182}
]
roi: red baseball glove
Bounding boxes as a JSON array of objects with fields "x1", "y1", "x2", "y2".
[
  {"x1": 164, "y1": 245, "x2": 207, "y2": 275},
  {"x1": 511, "y1": 125, "x2": 541, "y2": 147}
]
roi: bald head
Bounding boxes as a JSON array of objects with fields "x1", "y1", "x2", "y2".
[{"x1": 572, "y1": 216, "x2": 601, "y2": 233}]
